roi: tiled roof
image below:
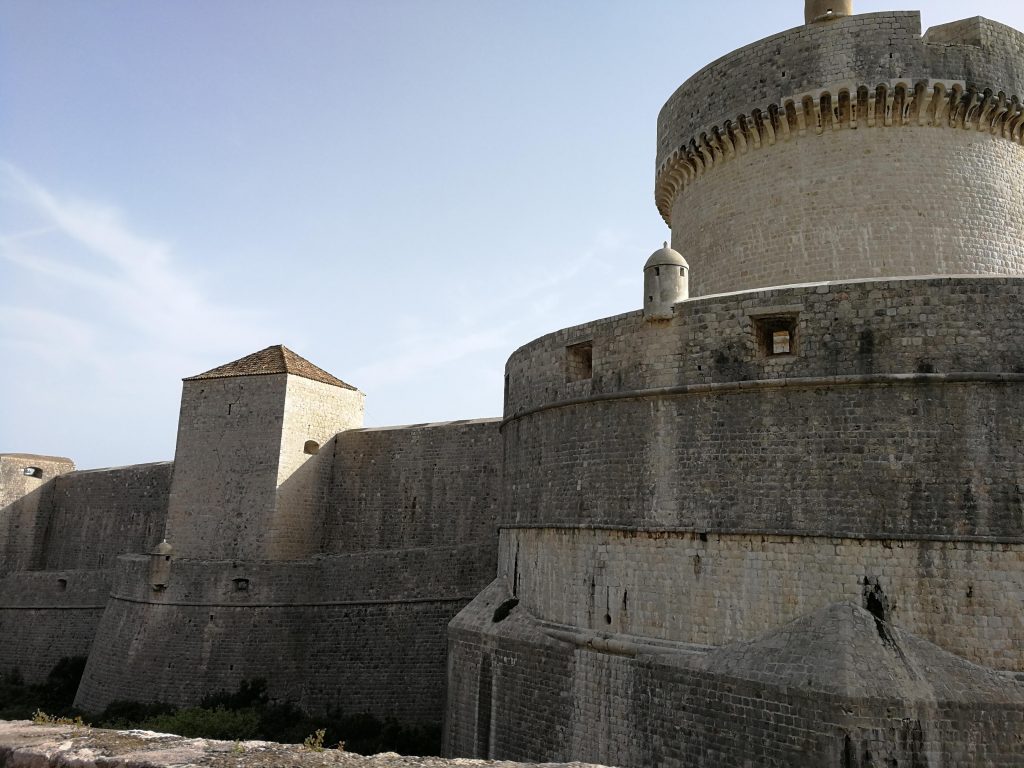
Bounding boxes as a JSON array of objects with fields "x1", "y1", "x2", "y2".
[{"x1": 184, "y1": 345, "x2": 357, "y2": 390}]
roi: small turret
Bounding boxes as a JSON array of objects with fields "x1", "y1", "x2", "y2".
[
  {"x1": 149, "y1": 539, "x2": 173, "y2": 591},
  {"x1": 805, "y1": 0, "x2": 852, "y2": 24},
  {"x1": 644, "y1": 242, "x2": 689, "y2": 321}
]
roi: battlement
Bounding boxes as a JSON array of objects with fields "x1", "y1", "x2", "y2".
[
  {"x1": 655, "y1": 80, "x2": 1024, "y2": 221},
  {"x1": 653, "y1": 10, "x2": 1024, "y2": 298},
  {"x1": 656, "y1": 12, "x2": 1024, "y2": 172}
]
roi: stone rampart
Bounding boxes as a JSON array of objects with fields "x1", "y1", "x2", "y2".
[
  {"x1": 497, "y1": 527, "x2": 1023, "y2": 670},
  {"x1": 39, "y1": 462, "x2": 171, "y2": 570},
  {"x1": 73, "y1": 551, "x2": 484, "y2": 720},
  {"x1": 75, "y1": 419, "x2": 503, "y2": 724},
  {"x1": 502, "y1": 277, "x2": 1024, "y2": 538},
  {"x1": 322, "y1": 419, "x2": 501, "y2": 554},
  {"x1": 0, "y1": 461, "x2": 170, "y2": 683},
  {"x1": 0, "y1": 570, "x2": 112, "y2": 681},
  {"x1": 446, "y1": 583, "x2": 1024, "y2": 766}
]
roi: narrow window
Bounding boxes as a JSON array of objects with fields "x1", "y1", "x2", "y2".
[{"x1": 565, "y1": 341, "x2": 593, "y2": 382}]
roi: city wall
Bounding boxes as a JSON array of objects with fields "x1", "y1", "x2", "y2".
[
  {"x1": 504, "y1": 277, "x2": 1024, "y2": 538},
  {"x1": 0, "y1": 461, "x2": 170, "y2": 681},
  {"x1": 0, "y1": 570, "x2": 112, "y2": 682},
  {"x1": 498, "y1": 527, "x2": 1024, "y2": 670},
  {"x1": 0, "y1": 455, "x2": 75, "y2": 575},
  {"x1": 322, "y1": 419, "x2": 501, "y2": 553},
  {"x1": 39, "y1": 463, "x2": 171, "y2": 570},
  {"x1": 74, "y1": 419, "x2": 502, "y2": 721},
  {"x1": 446, "y1": 583, "x2": 1024, "y2": 767}
]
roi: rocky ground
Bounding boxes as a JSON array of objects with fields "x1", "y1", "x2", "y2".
[{"x1": 0, "y1": 720, "x2": 610, "y2": 768}]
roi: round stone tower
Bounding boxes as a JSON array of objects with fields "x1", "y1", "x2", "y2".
[
  {"x1": 448, "y1": 6, "x2": 1024, "y2": 766},
  {"x1": 655, "y1": 2, "x2": 1024, "y2": 296}
]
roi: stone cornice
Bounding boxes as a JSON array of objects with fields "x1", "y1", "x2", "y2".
[{"x1": 654, "y1": 80, "x2": 1024, "y2": 223}]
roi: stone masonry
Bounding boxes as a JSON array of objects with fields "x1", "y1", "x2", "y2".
[
  {"x1": 446, "y1": 4, "x2": 1024, "y2": 766},
  {"x1": 4, "y1": 3, "x2": 1024, "y2": 767}
]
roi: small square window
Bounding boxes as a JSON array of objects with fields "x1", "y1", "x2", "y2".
[
  {"x1": 565, "y1": 341, "x2": 593, "y2": 382},
  {"x1": 753, "y1": 314, "x2": 798, "y2": 357}
]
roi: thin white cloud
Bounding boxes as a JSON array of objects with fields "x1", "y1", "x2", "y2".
[
  {"x1": 0, "y1": 162, "x2": 270, "y2": 363},
  {"x1": 349, "y1": 229, "x2": 634, "y2": 392}
]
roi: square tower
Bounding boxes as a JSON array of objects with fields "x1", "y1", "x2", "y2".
[{"x1": 165, "y1": 345, "x2": 364, "y2": 560}]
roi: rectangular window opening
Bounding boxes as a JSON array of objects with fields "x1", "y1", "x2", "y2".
[
  {"x1": 565, "y1": 341, "x2": 593, "y2": 382},
  {"x1": 753, "y1": 314, "x2": 799, "y2": 357}
]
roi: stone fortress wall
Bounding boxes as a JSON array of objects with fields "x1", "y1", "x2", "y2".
[
  {"x1": 0, "y1": 460, "x2": 168, "y2": 681},
  {"x1": 503, "y1": 277, "x2": 1024, "y2": 540},
  {"x1": 445, "y1": 6, "x2": 1024, "y2": 766},
  {"x1": 73, "y1": 418, "x2": 501, "y2": 720},
  {"x1": 445, "y1": 276, "x2": 1024, "y2": 765},
  {"x1": 0, "y1": 378, "x2": 502, "y2": 730},
  {"x1": 655, "y1": 12, "x2": 1024, "y2": 295},
  {"x1": 5, "y1": 4, "x2": 1024, "y2": 767}
]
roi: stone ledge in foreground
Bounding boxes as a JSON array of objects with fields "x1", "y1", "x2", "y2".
[{"x1": 0, "y1": 720, "x2": 612, "y2": 768}]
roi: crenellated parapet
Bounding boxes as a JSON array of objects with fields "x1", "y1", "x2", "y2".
[
  {"x1": 655, "y1": 80, "x2": 1024, "y2": 222},
  {"x1": 654, "y1": 11, "x2": 1024, "y2": 296}
]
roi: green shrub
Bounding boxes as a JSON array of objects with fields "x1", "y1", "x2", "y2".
[
  {"x1": 97, "y1": 699, "x2": 175, "y2": 729},
  {"x1": 141, "y1": 705, "x2": 261, "y2": 741},
  {"x1": 0, "y1": 658, "x2": 87, "y2": 721},
  {"x1": 10, "y1": 675, "x2": 445, "y2": 756},
  {"x1": 201, "y1": 678, "x2": 269, "y2": 711}
]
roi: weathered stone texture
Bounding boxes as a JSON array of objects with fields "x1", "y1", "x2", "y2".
[
  {"x1": 0, "y1": 570, "x2": 111, "y2": 681},
  {"x1": 499, "y1": 527, "x2": 1024, "y2": 669},
  {"x1": 656, "y1": 12, "x2": 1024, "y2": 167},
  {"x1": 165, "y1": 373, "x2": 365, "y2": 561},
  {"x1": 671, "y1": 129, "x2": 1024, "y2": 296},
  {"x1": 74, "y1": 418, "x2": 502, "y2": 724},
  {"x1": 40, "y1": 462, "x2": 171, "y2": 570},
  {"x1": 505, "y1": 277, "x2": 1024, "y2": 415},
  {"x1": 502, "y1": 277, "x2": 1024, "y2": 540},
  {"x1": 323, "y1": 420, "x2": 501, "y2": 554},
  {"x1": 0, "y1": 455, "x2": 75, "y2": 574},
  {"x1": 0, "y1": 460, "x2": 167, "y2": 682},
  {"x1": 272, "y1": 374, "x2": 365, "y2": 559},
  {"x1": 448, "y1": 586, "x2": 1024, "y2": 767},
  {"x1": 0, "y1": 720, "x2": 608, "y2": 768},
  {"x1": 655, "y1": 12, "x2": 1024, "y2": 295}
]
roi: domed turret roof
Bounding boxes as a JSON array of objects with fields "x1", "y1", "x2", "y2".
[
  {"x1": 151, "y1": 540, "x2": 173, "y2": 556},
  {"x1": 644, "y1": 242, "x2": 688, "y2": 269}
]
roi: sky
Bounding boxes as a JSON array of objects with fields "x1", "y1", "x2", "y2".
[{"x1": 3, "y1": 1, "x2": 1024, "y2": 470}]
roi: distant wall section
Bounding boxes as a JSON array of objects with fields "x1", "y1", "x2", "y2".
[
  {"x1": 40, "y1": 462, "x2": 171, "y2": 570},
  {"x1": 322, "y1": 419, "x2": 501, "y2": 556},
  {"x1": 0, "y1": 455, "x2": 75, "y2": 575}
]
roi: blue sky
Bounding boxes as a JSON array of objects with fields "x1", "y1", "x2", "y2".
[{"x1": 3, "y1": 1, "x2": 1024, "y2": 469}]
